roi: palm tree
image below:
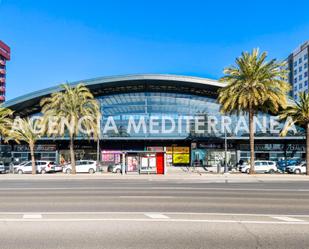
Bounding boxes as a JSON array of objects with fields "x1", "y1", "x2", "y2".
[
  {"x1": 7, "y1": 117, "x2": 42, "y2": 175},
  {"x1": 218, "y1": 48, "x2": 290, "y2": 174},
  {"x1": 40, "y1": 84, "x2": 100, "y2": 174},
  {"x1": 279, "y1": 92, "x2": 309, "y2": 175},
  {"x1": 0, "y1": 106, "x2": 13, "y2": 140}
]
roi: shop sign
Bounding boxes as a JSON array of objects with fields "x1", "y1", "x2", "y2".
[
  {"x1": 13, "y1": 144, "x2": 56, "y2": 152},
  {"x1": 146, "y1": 147, "x2": 164, "y2": 152},
  {"x1": 173, "y1": 147, "x2": 190, "y2": 153},
  {"x1": 198, "y1": 143, "x2": 235, "y2": 150},
  {"x1": 239, "y1": 144, "x2": 305, "y2": 152},
  {"x1": 286, "y1": 144, "x2": 305, "y2": 152},
  {"x1": 173, "y1": 153, "x2": 190, "y2": 164}
]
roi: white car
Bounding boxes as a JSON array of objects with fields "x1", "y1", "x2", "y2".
[
  {"x1": 286, "y1": 163, "x2": 307, "y2": 174},
  {"x1": 241, "y1": 161, "x2": 277, "y2": 174},
  {"x1": 14, "y1": 161, "x2": 55, "y2": 174},
  {"x1": 63, "y1": 160, "x2": 97, "y2": 174},
  {"x1": 112, "y1": 164, "x2": 122, "y2": 173},
  {"x1": 0, "y1": 163, "x2": 5, "y2": 174}
]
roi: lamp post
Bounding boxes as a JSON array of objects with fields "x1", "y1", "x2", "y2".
[{"x1": 224, "y1": 126, "x2": 228, "y2": 173}]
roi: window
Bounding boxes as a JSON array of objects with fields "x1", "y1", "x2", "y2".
[
  {"x1": 299, "y1": 83, "x2": 303, "y2": 89},
  {"x1": 299, "y1": 75, "x2": 303, "y2": 81},
  {"x1": 299, "y1": 58, "x2": 303, "y2": 64},
  {"x1": 294, "y1": 95, "x2": 298, "y2": 99},
  {"x1": 305, "y1": 80, "x2": 308, "y2": 86},
  {"x1": 305, "y1": 54, "x2": 308, "y2": 60},
  {"x1": 294, "y1": 61, "x2": 297, "y2": 67},
  {"x1": 299, "y1": 66, "x2": 303, "y2": 72},
  {"x1": 294, "y1": 78, "x2": 297, "y2": 83},
  {"x1": 305, "y1": 72, "x2": 308, "y2": 78},
  {"x1": 305, "y1": 63, "x2": 308, "y2": 69},
  {"x1": 294, "y1": 86, "x2": 298, "y2": 91},
  {"x1": 294, "y1": 69, "x2": 297, "y2": 75}
]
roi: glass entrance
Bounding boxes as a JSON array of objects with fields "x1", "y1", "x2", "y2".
[{"x1": 205, "y1": 150, "x2": 236, "y2": 167}]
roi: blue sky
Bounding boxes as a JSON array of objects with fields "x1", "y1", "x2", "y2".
[{"x1": 1, "y1": 0, "x2": 309, "y2": 100}]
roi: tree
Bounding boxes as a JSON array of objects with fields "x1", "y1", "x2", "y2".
[
  {"x1": 7, "y1": 117, "x2": 42, "y2": 175},
  {"x1": 218, "y1": 48, "x2": 290, "y2": 174},
  {"x1": 0, "y1": 106, "x2": 13, "y2": 140},
  {"x1": 279, "y1": 92, "x2": 309, "y2": 175},
  {"x1": 40, "y1": 84, "x2": 100, "y2": 174}
]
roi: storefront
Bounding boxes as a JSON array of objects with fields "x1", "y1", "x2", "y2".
[
  {"x1": 237, "y1": 143, "x2": 306, "y2": 163},
  {"x1": 11, "y1": 144, "x2": 57, "y2": 164},
  {"x1": 191, "y1": 142, "x2": 237, "y2": 167}
]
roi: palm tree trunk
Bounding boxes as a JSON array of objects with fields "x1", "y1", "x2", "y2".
[
  {"x1": 70, "y1": 136, "x2": 76, "y2": 174},
  {"x1": 30, "y1": 143, "x2": 36, "y2": 175},
  {"x1": 306, "y1": 123, "x2": 309, "y2": 175},
  {"x1": 249, "y1": 109, "x2": 255, "y2": 174}
]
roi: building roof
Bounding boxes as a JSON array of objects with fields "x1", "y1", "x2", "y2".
[{"x1": 4, "y1": 74, "x2": 225, "y2": 116}]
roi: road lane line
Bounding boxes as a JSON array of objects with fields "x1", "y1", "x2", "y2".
[
  {"x1": 1, "y1": 218, "x2": 309, "y2": 225},
  {"x1": 1, "y1": 212, "x2": 309, "y2": 218},
  {"x1": 118, "y1": 196, "x2": 175, "y2": 199},
  {"x1": 1, "y1": 187, "x2": 309, "y2": 192},
  {"x1": 272, "y1": 216, "x2": 304, "y2": 222},
  {"x1": 144, "y1": 213, "x2": 170, "y2": 219},
  {"x1": 23, "y1": 214, "x2": 42, "y2": 219}
]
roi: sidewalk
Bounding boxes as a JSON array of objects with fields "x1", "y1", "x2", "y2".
[{"x1": 1, "y1": 168, "x2": 309, "y2": 182}]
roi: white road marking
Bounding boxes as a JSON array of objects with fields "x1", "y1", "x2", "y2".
[
  {"x1": 118, "y1": 196, "x2": 175, "y2": 199},
  {"x1": 0, "y1": 212, "x2": 309, "y2": 218},
  {"x1": 144, "y1": 213, "x2": 170, "y2": 219},
  {"x1": 272, "y1": 216, "x2": 304, "y2": 222},
  {"x1": 0, "y1": 187, "x2": 308, "y2": 192},
  {"x1": 0, "y1": 218, "x2": 309, "y2": 225},
  {"x1": 23, "y1": 214, "x2": 42, "y2": 219}
]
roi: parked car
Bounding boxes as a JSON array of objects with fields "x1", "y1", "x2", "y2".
[
  {"x1": 241, "y1": 160, "x2": 277, "y2": 174},
  {"x1": 63, "y1": 160, "x2": 97, "y2": 174},
  {"x1": 107, "y1": 164, "x2": 122, "y2": 173},
  {"x1": 238, "y1": 162, "x2": 249, "y2": 172},
  {"x1": 0, "y1": 162, "x2": 5, "y2": 174},
  {"x1": 277, "y1": 159, "x2": 301, "y2": 173},
  {"x1": 286, "y1": 163, "x2": 307, "y2": 174},
  {"x1": 14, "y1": 161, "x2": 55, "y2": 174},
  {"x1": 53, "y1": 164, "x2": 63, "y2": 172}
]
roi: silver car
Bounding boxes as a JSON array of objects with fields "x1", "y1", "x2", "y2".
[{"x1": 0, "y1": 163, "x2": 5, "y2": 174}]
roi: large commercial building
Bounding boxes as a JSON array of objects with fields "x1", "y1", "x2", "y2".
[
  {"x1": 3, "y1": 74, "x2": 306, "y2": 171},
  {"x1": 0, "y1": 41, "x2": 10, "y2": 103},
  {"x1": 286, "y1": 41, "x2": 309, "y2": 100}
]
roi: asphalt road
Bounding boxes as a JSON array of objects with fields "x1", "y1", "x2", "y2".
[{"x1": 1, "y1": 178, "x2": 309, "y2": 248}]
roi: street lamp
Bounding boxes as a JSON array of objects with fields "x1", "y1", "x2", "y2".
[{"x1": 224, "y1": 125, "x2": 228, "y2": 173}]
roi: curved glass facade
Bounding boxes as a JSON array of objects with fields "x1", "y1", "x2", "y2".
[{"x1": 98, "y1": 92, "x2": 303, "y2": 139}]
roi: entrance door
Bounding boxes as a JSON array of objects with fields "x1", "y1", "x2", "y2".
[{"x1": 156, "y1": 153, "x2": 164, "y2": 174}]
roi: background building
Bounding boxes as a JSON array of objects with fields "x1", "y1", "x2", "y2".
[
  {"x1": 0, "y1": 40, "x2": 10, "y2": 102},
  {"x1": 286, "y1": 41, "x2": 309, "y2": 100}
]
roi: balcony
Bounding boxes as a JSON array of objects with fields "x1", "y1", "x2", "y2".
[
  {"x1": 0, "y1": 60, "x2": 5, "y2": 66},
  {"x1": 0, "y1": 69, "x2": 5, "y2": 75},
  {"x1": 0, "y1": 86, "x2": 6, "y2": 92},
  {"x1": 0, "y1": 96, "x2": 5, "y2": 101},
  {"x1": 0, "y1": 78, "x2": 5, "y2": 83}
]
